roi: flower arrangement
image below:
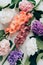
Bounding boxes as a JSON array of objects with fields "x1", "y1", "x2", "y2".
[{"x1": 0, "y1": 0, "x2": 43, "y2": 65}]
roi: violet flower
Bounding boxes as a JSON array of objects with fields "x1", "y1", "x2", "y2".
[
  {"x1": 7, "y1": 49, "x2": 24, "y2": 65},
  {"x1": 31, "y1": 20, "x2": 43, "y2": 36}
]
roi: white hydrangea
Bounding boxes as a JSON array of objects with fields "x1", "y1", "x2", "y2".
[
  {"x1": 26, "y1": 38, "x2": 38, "y2": 56},
  {"x1": 40, "y1": 18, "x2": 43, "y2": 23},
  {"x1": 37, "y1": 59, "x2": 43, "y2": 65},
  {"x1": 0, "y1": 8, "x2": 15, "y2": 24},
  {"x1": 0, "y1": 0, "x2": 11, "y2": 7},
  {"x1": 0, "y1": 39, "x2": 10, "y2": 56}
]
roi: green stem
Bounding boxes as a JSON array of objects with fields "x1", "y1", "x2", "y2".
[
  {"x1": 28, "y1": 0, "x2": 42, "y2": 26},
  {"x1": 0, "y1": 32, "x2": 9, "y2": 41},
  {"x1": 34, "y1": 0, "x2": 42, "y2": 9},
  {"x1": 2, "y1": 45, "x2": 16, "y2": 65}
]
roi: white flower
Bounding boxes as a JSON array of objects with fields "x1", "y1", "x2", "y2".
[
  {"x1": 26, "y1": 38, "x2": 38, "y2": 56},
  {"x1": 37, "y1": 59, "x2": 43, "y2": 65},
  {"x1": 0, "y1": 0, "x2": 11, "y2": 7},
  {"x1": 0, "y1": 8, "x2": 15, "y2": 24},
  {"x1": 40, "y1": 18, "x2": 43, "y2": 23},
  {"x1": 0, "y1": 39, "x2": 10, "y2": 56}
]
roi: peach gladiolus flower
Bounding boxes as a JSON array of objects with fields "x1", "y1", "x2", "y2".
[{"x1": 5, "y1": 11, "x2": 33, "y2": 34}]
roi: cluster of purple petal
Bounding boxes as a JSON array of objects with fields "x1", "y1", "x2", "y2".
[
  {"x1": 31, "y1": 20, "x2": 43, "y2": 36},
  {"x1": 7, "y1": 49, "x2": 24, "y2": 65}
]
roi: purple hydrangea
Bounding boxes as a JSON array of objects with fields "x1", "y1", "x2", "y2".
[
  {"x1": 7, "y1": 49, "x2": 24, "y2": 65},
  {"x1": 31, "y1": 20, "x2": 43, "y2": 36}
]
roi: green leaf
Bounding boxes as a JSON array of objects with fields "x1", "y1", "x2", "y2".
[
  {"x1": 33, "y1": 9, "x2": 43, "y2": 20},
  {"x1": 24, "y1": 57, "x2": 30, "y2": 65},
  {"x1": 0, "y1": 56, "x2": 3, "y2": 61},
  {"x1": 0, "y1": 6, "x2": 2, "y2": 11},
  {"x1": 36, "y1": 53, "x2": 43, "y2": 63},
  {"x1": 16, "y1": 0, "x2": 22, "y2": 8},
  {"x1": 12, "y1": 45, "x2": 16, "y2": 51},
  {"x1": 17, "y1": 60, "x2": 21, "y2": 65},
  {"x1": 0, "y1": 30, "x2": 5, "y2": 37},
  {"x1": 36, "y1": 38, "x2": 43, "y2": 50},
  {"x1": 0, "y1": 30, "x2": 6, "y2": 41},
  {"x1": 11, "y1": 0, "x2": 18, "y2": 4},
  {"x1": 8, "y1": 0, "x2": 20, "y2": 9},
  {"x1": 0, "y1": 4, "x2": 10, "y2": 11},
  {"x1": 29, "y1": 53, "x2": 38, "y2": 65},
  {"x1": 34, "y1": 0, "x2": 42, "y2": 9},
  {"x1": 0, "y1": 0, "x2": 16, "y2": 10},
  {"x1": 9, "y1": 3, "x2": 15, "y2": 9},
  {"x1": 27, "y1": 17, "x2": 34, "y2": 25},
  {"x1": 41, "y1": 56, "x2": 43, "y2": 59},
  {"x1": 28, "y1": 0, "x2": 36, "y2": 5},
  {"x1": 3, "y1": 4, "x2": 10, "y2": 9},
  {"x1": 9, "y1": 40, "x2": 13, "y2": 48}
]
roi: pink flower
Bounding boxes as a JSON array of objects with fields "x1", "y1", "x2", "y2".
[
  {"x1": 19, "y1": 0, "x2": 34, "y2": 12},
  {"x1": 0, "y1": 39, "x2": 10, "y2": 56}
]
